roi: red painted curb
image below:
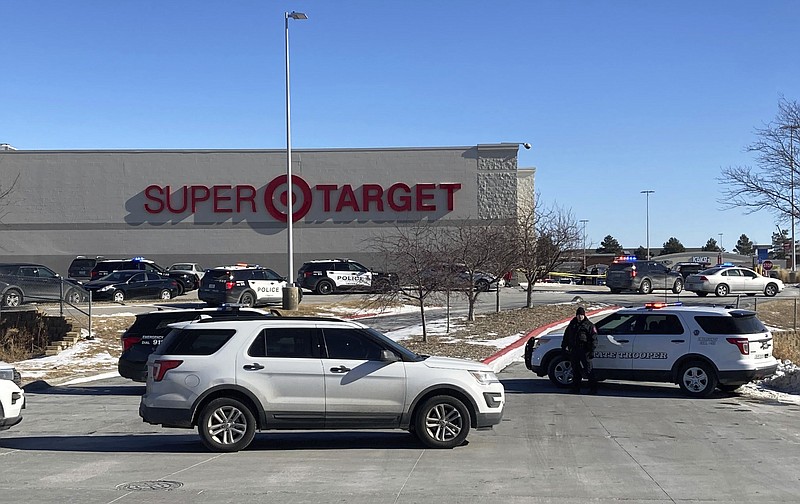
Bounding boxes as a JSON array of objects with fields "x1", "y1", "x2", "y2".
[{"x1": 481, "y1": 307, "x2": 614, "y2": 365}]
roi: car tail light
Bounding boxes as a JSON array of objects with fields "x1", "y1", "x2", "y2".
[
  {"x1": 304, "y1": 271, "x2": 314, "y2": 277},
  {"x1": 225, "y1": 281, "x2": 235, "y2": 290},
  {"x1": 698, "y1": 275, "x2": 708, "y2": 282},
  {"x1": 726, "y1": 338, "x2": 750, "y2": 355},
  {"x1": 153, "y1": 359, "x2": 183, "y2": 381},
  {"x1": 121, "y1": 336, "x2": 141, "y2": 352}
]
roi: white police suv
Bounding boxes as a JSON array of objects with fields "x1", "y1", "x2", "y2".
[
  {"x1": 0, "y1": 361, "x2": 24, "y2": 430},
  {"x1": 296, "y1": 259, "x2": 397, "y2": 295},
  {"x1": 525, "y1": 303, "x2": 778, "y2": 397},
  {"x1": 140, "y1": 316, "x2": 505, "y2": 452},
  {"x1": 199, "y1": 264, "x2": 297, "y2": 307}
]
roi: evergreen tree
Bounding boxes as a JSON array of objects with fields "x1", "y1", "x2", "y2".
[
  {"x1": 659, "y1": 237, "x2": 685, "y2": 255},
  {"x1": 596, "y1": 235, "x2": 623, "y2": 255},
  {"x1": 772, "y1": 229, "x2": 788, "y2": 259},
  {"x1": 633, "y1": 245, "x2": 647, "y2": 259},
  {"x1": 701, "y1": 238, "x2": 720, "y2": 252},
  {"x1": 734, "y1": 234, "x2": 754, "y2": 255}
]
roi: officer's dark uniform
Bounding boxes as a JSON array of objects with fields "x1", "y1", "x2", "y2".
[{"x1": 561, "y1": 306, "x2": 598, "y2": 394}]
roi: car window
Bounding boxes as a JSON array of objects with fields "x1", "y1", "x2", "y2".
[
  {"x1": 37, "y1": 267, "x2": 58, "y2": 278},
  {"x1": 694, "y1": 314, "x2": 767, "y2": 334},
  {"x1": 334, "y1": 262, "x2": 350, "y2": 272},
  {"x1": 250, "y1": 270, "x2": 267, "y2": 281},
  {"x1": 131, "y1": 273, "x2": 146, "y2": 282},
  {"x1": 207, "y1": 270, "x2": 231, "y2": 282},
  {"x1": 348, "y1": 262, "x2": 367, "y2": 272},
  {"x1": 19, "y1": 267, "x2": 37, "y2": 277},
  {"x1": 323, "y1": 328, "x2": 384, "y2": 360},
  {"x1": 145, "y1": 272, "x2": 161, "y2": 281},
  {"x1": 171, "y1": 264, "x2": 191, "y2": 270},
  {"x1": 0, "y1": 266, "x2": 15, "y2": 275},
  {"x1": 641, "y1": 314, "x2": 684, "y2": 334},
  {"x1": 71, "y1": 259, "x2": 96, "y2": 268},
  {"x1": 158, "y1": 329, "x2": 236, "y2": 355},
  {"x1": 104, "y1": 271, "x2": 137, "y2": 282},
  {"x1": 264, "y1": 269, "x2": 283, "y2": 281},
  {"x1": 248, "y1": 328, "x2": 321, "y2": 358},
  {"x1": 595, "y1": 313, "x2": 639, "y2": 334}
]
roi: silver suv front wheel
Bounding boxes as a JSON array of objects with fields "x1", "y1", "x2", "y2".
[
  {"x1": 414, "y1": 395, "x2": 471, "y2": 449},
  {"x1": 198, "y1": 398, "x2": 256, "y2": 452}
]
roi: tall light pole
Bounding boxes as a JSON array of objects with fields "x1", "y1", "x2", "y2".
[
  {"x1": 283, "y1": 10, "x2": 307, "y2": 309},
  {"x1": 782, "y1": 124, "x2": 798, "y2": 277},
  {"x1": 579, "y1": 219, "x2": 589, "y2": 270},
  {"x1": 641, "y1": 190, "x2": 655, "y2": 259}
]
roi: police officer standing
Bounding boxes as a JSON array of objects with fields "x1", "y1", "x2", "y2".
[{"x1": 561, "y1": 306, "x2": 599, "y2": 394}]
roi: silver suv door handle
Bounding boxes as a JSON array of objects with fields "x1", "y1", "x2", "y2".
[
  {"x1": 670, "y1": 339, "x2": 686, "y2": 343},
  {"x1": 615, "y1": 339, "x2": 630, "y2": 343},
  {"x1": 330, "y1": 365, "x2": 351, "y2": 373},
  {"x1": 243, "y1": 363, "x2": 264, "y2": 371}
]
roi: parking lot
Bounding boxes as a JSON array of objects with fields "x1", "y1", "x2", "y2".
[{"x1": 2, "y1": 363, "x2": 799, "y2": 503}]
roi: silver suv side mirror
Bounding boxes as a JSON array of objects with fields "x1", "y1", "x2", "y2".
[{"x1": 380, "y1": 349, "x2": 400, "y2": 363}]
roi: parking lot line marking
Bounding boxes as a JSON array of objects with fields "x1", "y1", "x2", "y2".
[
  {"x1": 393, "y1": 450, "x2": 425, "y2": 504},
  {"x1": 159, "y1": 453, "x2": 227, "y2": 479}
]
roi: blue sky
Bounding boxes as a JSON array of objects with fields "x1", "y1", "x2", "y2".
[{"x1": 2, "y1": 1, "x2": 797, "y2": 251}]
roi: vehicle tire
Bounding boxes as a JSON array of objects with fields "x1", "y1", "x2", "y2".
[
  {"x1": 175, "y1": 282, "x2": 185, "y2": 296},
  {"x1": 639, "y1": 279, "x2": 652, "y2": 294},
  {"x1": 315, "y1": 280, "x2": 334, "y2": 295},
  {"x1": 765, "y1": 283, "x2": 779, "y2": 297},
  {"x1": 609, "y1": 288, "x2": 621, "y2": 294},
  {"x1": 197, "y1": 397, "x2": 257, "y2": 453},
  {"x1": 714, "y1": 284, "x2": 729, "y2": 297},
  {"x1": 239, "y1": 291, "x2": 255, "y2": 307},
  {"x1": 2, "y1": 289, "x2": 22, "y2": 307},
  {"x1": 414, "y1": 395, "x2": 470, "y2": 449},
  {"x1": 678, "y1": 360, "x2": 717, "y2": 398},
  {"x1": 159, "y1": 289, "x2": 172, "y2": 300},
  {"x1": 547, "y1": 354, "x2": 574, "y2": 388},
  {"x1": 65, "y1": 289, "x2": 83, "y2": 305},
  {"x1": 696, "y1": 292, "x2": 708, "y2": 297},
  {"x1": 113, "y1": 290, "x2": 125, "y2": 303},
  {"x1": 717, "y1": 384, "x2": 741, "y2": 393},
  {"x1": 672, "y1": 278, "x2": 684, "y2": 294},
  {"x1": 476, "y1": 279, "x2": 490, "y2": 292}
]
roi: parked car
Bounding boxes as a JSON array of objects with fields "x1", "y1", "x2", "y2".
[
  {"x1": 606, "y1": 257, "x2": 683, "y2": 294},
  {"x1": 67, "y1": 256, "x2": 105, "y2": 283},
  {"x1": 0, "y1": 361, "x2": 24, "y2": 430},
  {"x1": 140, "y1": 316, "x2": 505, "y2": 452},
  {"x1": 0, "y1": 263, "x2": 86, "y2": 307},
  {"x1": 296, "y1": 259, "x2": 398, "y2": 295},
  {"x1": 168, "y1": 263, "x2": 205, "y2": 281},
  {"x1": 90, "y1": 258, "x2": 198, "y2": 295},
  {"x1": 424, "y1": 263, "x2": 505, "y2": 291},
  {"x1": 83, "y1": 270, "x2": 179, "y2": 303},
  {"x1": 525, "y1": 302, "x2": 778, "y2": 397},
  {"x1": 118, "y1": 305, "x2": 275, "y2": 382},
  {"x1": 199, "y1": 264, "x2": 295, "y2": 307},
  {"x1": 685, "y1": 265, "x2": 784, "y2": 297}
]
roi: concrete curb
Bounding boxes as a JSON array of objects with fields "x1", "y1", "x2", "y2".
[{"x1": 481, "y1": 307, "x2": 621, "y2": 373}]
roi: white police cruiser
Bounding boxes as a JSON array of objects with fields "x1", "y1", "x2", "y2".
[
  {"x1": 199, "y1": 264, "x2": 297, "y2": 307},
  {"x1": 296, "y1": 259, "x2": 397, "y2": 295},
  {"x1": 524, "y1": 303, "x2": 778, "y2": 397}
]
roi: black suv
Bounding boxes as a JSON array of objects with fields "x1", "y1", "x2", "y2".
[
  {"x1": 199, "y1": 265, "x2": 295, "y2": 307},
  {"x1": 90, "y1": 258, "x2": 199, "y2": 295},
  {"x1": 118, "y1": 306, "x2": 275, "y2": 381},
  {"x1": 296, "y1": 259, "x2": 398, "y2": 295},
  {"x1": 67, "y1": 256, "x2": 105, "y2": 283},
  {"x1": 0, "y1": 263, "x2": 86, "y2": 306},
  {"x1": 671, "y1": 262, "x2": 708, "y2": 280},
  {"x1": 606, "y1": 258, "x2": 684, "y2": 294}
]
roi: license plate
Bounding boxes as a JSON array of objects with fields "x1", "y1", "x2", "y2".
[
  {"x1": 209, "y1": 283, "x2": 215, "y2": 289},
  {"x1": 754, "y1": 353, "x2": 769, "y2": 359}
]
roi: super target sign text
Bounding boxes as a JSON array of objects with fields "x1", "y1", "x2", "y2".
[{"x1": 143, "y1": 175, "x2": 461, "y2": 222}]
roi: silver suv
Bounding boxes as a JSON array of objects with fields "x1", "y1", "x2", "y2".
[
  {"x1": 525, "y1": 303, "x2": 778, "y2": 397},
  {"x1": 139, "y1": 317, "x2": 505, "y2": 452}
]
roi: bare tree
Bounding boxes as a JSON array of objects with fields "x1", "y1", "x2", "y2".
[
  {"x1": 371, "y1": 223, "x2": 445, "y2": 341},
  {"x1": 719, "y1": 98, "x2": 800, "y2": 222},
  {"x1": 439, "y1": 220, "x2": 516, "y2": 322},
  {"x1": 515, "y1": 192, "x2": 581, "y2": 308},
  {"x1": 0, "y1": 172, "x2": 20, "y2": 222}
]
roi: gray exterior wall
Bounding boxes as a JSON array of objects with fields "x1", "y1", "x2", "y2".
[{"x1": 0, "y1": 144, "x2": 530, "y2": 276}]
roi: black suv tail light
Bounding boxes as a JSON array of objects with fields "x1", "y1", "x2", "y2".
[{"x1": 122, "y1": 336, "x2": 141, "y2": 352}]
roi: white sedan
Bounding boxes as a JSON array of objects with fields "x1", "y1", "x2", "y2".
[
  {"x1": 168, "y1": 263, "x2": 205, "y2": 281},
  {"x1": 684, "y1": 266, "x2": 784, "y2": 297},
  {"x1": 0, "y1": 362, "x2": 24, "y2": 430}
]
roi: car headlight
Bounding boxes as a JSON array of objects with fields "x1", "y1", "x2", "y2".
[
  {"x1": 532, "y1": 337, "x2": 551, "y2": 349},
  {"x1": 0, "y1": 368, "x2": 15, "y2": 381},
  {"x1": 469, "y1": 370, "x2": 499, "y2": 385},
  {"x1": 99, "y1": 285, "x2": 114, "y2": 292}
]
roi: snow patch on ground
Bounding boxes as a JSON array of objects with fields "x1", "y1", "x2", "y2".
[{"x1": 739, "y1": 360, "x2": 800, "y2": 404}]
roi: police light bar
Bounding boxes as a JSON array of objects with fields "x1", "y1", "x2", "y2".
[
  {"x1": 644, "y1": 302, "x2": 684, "y2": 309},
  {"x1": 613, "y1": 255, "x2": 637, "y2": 263},
  {"x1": 719, "y1": 262, "x2": 735, "y2": 267},
  {"x1": 131, "y1": 256, "x2": 146, "y2": 261}
]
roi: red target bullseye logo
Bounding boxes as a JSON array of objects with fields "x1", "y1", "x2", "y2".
[{"x1": 264, "y1": 174, "x2": 313, "y2": 223}]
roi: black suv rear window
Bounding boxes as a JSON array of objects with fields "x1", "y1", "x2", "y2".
[
  {"x1": 127, "y1": 313, "x2": 201, "y2": 336},
  {"x1": 158, "y1": 329, "x2": 236, "y2": 355},
  {"x1": 694, "y1": 314, "x2": 767, "y2": 335},
  {"x1": 70, "y1": 259, "x2": 96, "y2": 268},
  {"x1": 609, "y1": 262, "x2": 634, "y2": 271}
]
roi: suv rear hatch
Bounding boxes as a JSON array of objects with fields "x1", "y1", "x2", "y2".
[
  {"x1": 693, "y1": 311, "x2": 774, "y2": 362},
  {"x1": 69, "y1": 258, "x2": 98, "y2": 281},
  {"x1": 606, "y1": 262, "x2": 635, "y2": 288}
]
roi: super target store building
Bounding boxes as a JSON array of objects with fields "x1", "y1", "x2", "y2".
[{"x1": 0, "y1": 144, "x2": 533, "y2": 276}]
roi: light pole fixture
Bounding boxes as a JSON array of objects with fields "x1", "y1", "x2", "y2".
[
  {"x1": 283, "y1": 10, "x2": 307, "y2": 309},
  {"x1": 579, "y1": 219, "x2": 589, "y2": 270},
  {"x1": 782, "y1": 124, "x2": 798, "y2": 275},
  {"x1": 640, "y1": 190, "x2": 655, "y2": 259}
]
